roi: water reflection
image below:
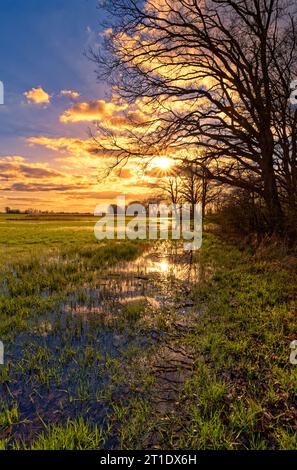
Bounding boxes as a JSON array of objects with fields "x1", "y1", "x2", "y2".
[
  {"x1": 64, "y1": 241, "x2": 211, "y2": 317},
  {"x1": 114, "y1": 241, "x2": 207, "y2": 284},
  {"x1": 3, "y1": 241, "x2": 209, "y2": 446}
]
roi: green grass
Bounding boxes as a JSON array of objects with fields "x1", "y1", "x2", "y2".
[
  {"x1": 19, "y1": 418, "x2": 106, "y2": 450},
  {"x1": 0, "y1": 215, "x2": 296, "y2": 450},
  {"x1": 0, "y1": 215, "x2": 145, "y2": 340},
  {"x1": 180, "y1": 234, "x2": 297, "y2": 449},
  {"x1": 0, "y1": 214, "x2": 152, "y2": 449},
  {"x1": 115, "y1": 232, "x2": 297, "y2": 450},
  {"x1": 122, "y1": 300, "x2": 146, "y2": 324}
]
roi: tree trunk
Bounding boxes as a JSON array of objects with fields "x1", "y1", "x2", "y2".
[
  {"x1": 262, "y1": 158, "x2": 283, "y2": 233},
  {"x1": 260, "y1": 125, "x2": 284, "y2": 233},
  {"x1": 201, "y1": 170, "x2": 207, "y2": 220}
]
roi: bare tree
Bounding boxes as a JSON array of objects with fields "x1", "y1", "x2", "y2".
[
  {"x1": 93, "y1": 0, "x2": 297, "y2": 233},
  {"x1": 180, "y1": 168, "x2": 200, "y2": 214},
  {"x1": 157, "y1": 176, "x2": 181, "y2": 206},
  {"x1": 186, "y1": 165, "x2": 224, "y2": 218}
]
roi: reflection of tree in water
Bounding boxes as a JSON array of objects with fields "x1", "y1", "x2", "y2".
[{"x1": 155, "y1": 242, "x2": 207, "y2": 285}]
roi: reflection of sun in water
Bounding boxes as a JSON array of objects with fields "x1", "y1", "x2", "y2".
[
  {"x1": 158, "y1": 260, "x2": 169, "y2": 273},
  {"x1": 152, "y1": 156, "x2": 173, "y2": 171}
]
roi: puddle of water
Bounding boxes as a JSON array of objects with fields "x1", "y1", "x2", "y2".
[
  {"x1": 1, "y1": 241, "x2": 208, "y2": 447},
  {"x1": 115, "y1": 241, "x2": 204, "y2": 282},
  {"x1": 59, "y1": 241, "x2": 211, "y2": 322}
]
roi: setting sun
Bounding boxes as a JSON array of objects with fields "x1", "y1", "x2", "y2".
[{"x1": 152, "y1": 156, "x2": 173, "y2": 171}]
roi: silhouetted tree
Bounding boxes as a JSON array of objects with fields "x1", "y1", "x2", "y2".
[{"x1": 94, "y1": 0, "x2": 297, "y2": 233}]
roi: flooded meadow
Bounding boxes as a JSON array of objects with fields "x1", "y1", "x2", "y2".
[
  {"x1": 0, "y1": 215, "x2": 296, "y2": 450},
  {"x1": 0, "y1": 215, "x2": 207, "y2": 449}
]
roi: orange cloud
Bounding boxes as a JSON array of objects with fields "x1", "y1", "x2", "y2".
[
  {"x1": 114, "y1": 168, "x2": 133, "y2": 179},
  {"x1": 59, "y1": 98, "x2": 148, "y2": 132},
  {"x1": 0, "y1": 152, "x2": 158, "y2": 212},
  {"x1": 63, "y1": 191, "x2": 154, "y2": 201},
  {"x1": 27, "y1": 135, "x2": 134, "y2": 169},
  {"x1": 24, "y1": 87, "x2": 51, "y2": 105},
  {"x1": 2, "y1": 182, "x2": 90, "y2": 192},
  {"x1": 60, "y1": 99, "x2": 127, "y2": 123},
  {"x1": 0, "y1": 155, "x2": 91, "y2": 191},
  {"x1": 60, "y1": 89, "x2": 80, "y2": 100},
  {"x1": 27, "y1": 136, "x2": 97, "y2": 157},
  {"x1": 0, "y1": 160, "x2": 62, "y2": 180}
]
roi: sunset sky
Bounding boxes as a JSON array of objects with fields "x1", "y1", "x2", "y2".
[{"x1": 0, "y1": 0, "x2": 166, "y2": 213}]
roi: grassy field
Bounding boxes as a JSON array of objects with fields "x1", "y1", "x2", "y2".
[
  {"x1": 119, "y1": 234, "x2": 297, "y2": 450},
  {"x1": 0, "y1": 214, "x2": 296, "y2": 449},
  {"x1": 0, "y1": 214, "x2": 144, "y2": 339}
]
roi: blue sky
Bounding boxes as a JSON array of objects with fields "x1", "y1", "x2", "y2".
[
  {"x1": 0, "y1": 0, "x2": 127, "y2": 211},
  {"x1": 0, "y1": 0, "x2": 157, "y2": 212},
  {"x1": 0, "y1": 0, "x2": 103, "y2": 93},
  {"x1": 0, "y1": 0, "x2": 104, "y2": 147}
]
